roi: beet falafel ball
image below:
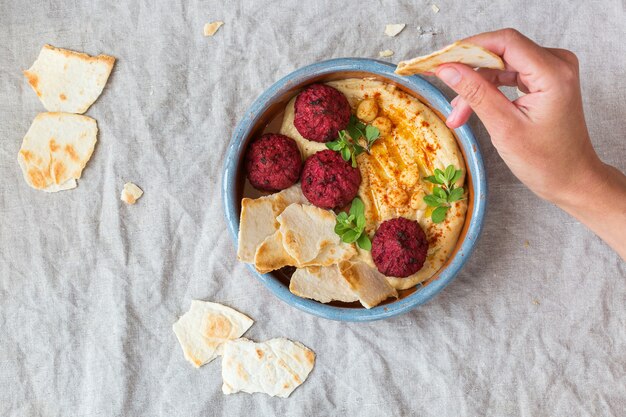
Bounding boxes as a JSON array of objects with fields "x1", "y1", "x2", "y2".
[
  {"x1": 294, "y1": 84, "x2": 351, "y2": 142},
  {"x1": 371, "y1": 217, "x2": 429, "y2": 277},
  {"x1": 301, "y1": 150, "x2": 361, "y2": 209},
  {"x1": 245, "y1": 133, "x2": 302, "y2": 192}
]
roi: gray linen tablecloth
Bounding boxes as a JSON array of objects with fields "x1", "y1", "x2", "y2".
[{"x1": 1, "y1": 0, "x2": 625, "y2": 415}]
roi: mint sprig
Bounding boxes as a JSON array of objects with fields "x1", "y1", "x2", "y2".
[
  {"x1": 423, "y1": 165, "x2": 464, "y2": 223},
  {"x1": 326, "y1": 115, "x2": 380, "y2": 168},
  {"x1": 334, "y1": 197, "x2": 371, "y2": 250}
]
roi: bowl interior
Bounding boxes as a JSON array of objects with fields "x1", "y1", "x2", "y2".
[{"x1": 223, "y1": 59, "x2": 486, "y2": 321}]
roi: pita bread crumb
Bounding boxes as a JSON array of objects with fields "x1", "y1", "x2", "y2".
[
  {"x1": 17, "y1": 112, "x2": 97, "y2": 192},
  {"x1": 379, "y1": 50, "x2": 394, "y2": 58},
  {"x1": 24, "y1": 44, "x2": 115, "y2": 114},
  {"x1": 395, "y1": 41, "x2": 504, "y2": 75},
  {"x1": 221, "y1": 338, "x2": 315, "y2": 398},
  {"x1": 120, "y1": 182, "x2": 143, "y2": 205},
  {"x1": 384, "y1": 24, "x2": 406, "y2": 37},
  {"x1": 431, "y1": 4, "x2": 440, "y2": 13},
  {"x1": 172, "y1": 300, "x2": 254, "y2": 368},
  {"x1": 204, "y1": 21, "x2": 224, "y2": 36}
]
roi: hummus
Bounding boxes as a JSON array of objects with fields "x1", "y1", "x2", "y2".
[{"x1": 280, "y1": 78, "x2": 468, "y2": 291}]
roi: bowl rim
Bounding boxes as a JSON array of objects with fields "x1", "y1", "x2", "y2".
[{"x1": 222, "y1": 58, "x2": 487, "y2": 322}]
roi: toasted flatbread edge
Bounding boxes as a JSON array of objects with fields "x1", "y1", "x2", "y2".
[{"x1": 395, "y1": 41, "x2": 504, "y2": 75}]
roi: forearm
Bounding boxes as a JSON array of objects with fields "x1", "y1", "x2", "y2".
[{"x1": 557, "y1": 162, "x2": 626, "y2": 260}]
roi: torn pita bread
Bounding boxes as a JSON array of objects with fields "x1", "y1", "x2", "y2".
[
  {"x1": 45, "y1": 178, "x2": 77, "y2": 192},
  {"x1": 24, "y1": 44, "x2": 115, "y2": 114},
  {"x1": 384, "y1": 24, "x2": 406, "y2": 37},
  {"x1": 300, "y1": 240, "x2": 356, "y2": 267},
  {"x1": 221, "y1": 338, "x2": 315, "y2": 398},
  {"x1": 172, "y1": 300, "x2": 254, "y2": 368},
  {"x1": 395, "y1": 41, "x2": 504, "y2": 75},
  {"x1": 204, "y1": 21, "x2": 224, "y2": 36},
  {"x1": 237, "y1": 185, "x2": 306, "y2": 263},
  {"x1": 120, "y1": 182, "x2": 143, "y2": 205},
  {"x1": 339, "y1": 261, "x2": 398, "y2": 308},
  {"x1": 277, "y1": 204, "x2": 352, "y2": 264},
  {"x1": 254, "y1": 227, "x2": 356, "y2": 274},
  {"x1": 17, "y1": 112, "x2": 97, "y2": 192},
  {"x1": 254, "y1": 230, "x2": 297, "y2": 274},
  {"x1": 290, "y1": 266, "x2": 359, "y2": 304}
]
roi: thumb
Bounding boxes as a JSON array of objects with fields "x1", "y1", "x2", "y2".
[{"x1": 435, "y1": 63, "x2": 519, "y2": 132}]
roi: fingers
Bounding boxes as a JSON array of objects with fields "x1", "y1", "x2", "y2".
[
  {"x1": 476, "y1": 68, "x2": 519, "y2": 87},
  {"x1": 447, "y1": 97, "x2": 473, "y2": 128},
  {"x1": 447, "y1": 68, "x2": 530, "y2": 128},
  {"x1": 437, "y1": 63, "x2": 523, "y2": 131},
  {"x1": 462, "y1": 28, "x2": 562, "y2": 91},
  {"x1": 545, "y1": 48, "x2": 579, "y2": 66}
]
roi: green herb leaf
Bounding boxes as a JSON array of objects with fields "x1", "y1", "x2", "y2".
[
  {"x1": 424, "y1": 175, "x2": 443, "y2": 185},
  {"x1": 349, "y1": 198, "x2": 364, "y2": 217},
  {"x1": 334, "y1": 222, "x2": 350, "y2": 234},
  {"x1": 423, "y1": 194, "x2": 440, "y2": 207},
  {"x1": 327, "y1": 116, "x2": 383, "y2": 168},
  {"x1": 434, "y1": 169, "x2": 447, "y2": 184},
  {"x1": 341, "y1": 229, "x2": 360, "y2": 243},
  {"x1": 346, "y1": 115, "x2": 366, "y2": 141},
  {"x1": 365, "y1": 125, "x2": 380, "y2": 142},
  {"x1": 341, "y1": 147, "x2": 351, "y2": 162},
  {"x1": 432, "y1": 206, "x2": 449, "y2": 223},
  {"x1": 445, "y1": 165, "x2": 456, "y2": 182},
  {"x1": 433, "y1": 186, "x2": 447, "y2": 199},
  {"x1": 326, "y1": 140, "x2": 343, "y2": 151},
  {"x1": 356, "y1": 233, "x2": 372, "y2": 250},
  {"x1": 333, "y1": 197, "x2": 371, "y2": 250},
  {"x1": 336, "y1": 211, "x2": 348, "y2": 222},
  {"x1": 356, "y1": 213, "x2": 365, "y2": 229},
  {"x1": 450, "y1": 169, "x2": 463, "y2": 185},
  {"x1": 423, "y1": 165, "x2": 464, "y2": 224},
  {"x1": 352, "y1": 142, "x2": 365, "y2": 155},
  {"x1": 448, "y1": 187, "x2": 464, "y2": 202}
]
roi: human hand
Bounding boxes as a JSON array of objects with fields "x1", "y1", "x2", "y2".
[{"x1": 434, "y1": 28, "x2": 626, "y2": 258}]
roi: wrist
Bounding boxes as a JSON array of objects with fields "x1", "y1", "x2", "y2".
[
  {"x1": 550, "y1": 156, "x2": 607, "y2": 209},
  {"x1": 554, "y1": 159, "x2": 626, "y2": 260}
]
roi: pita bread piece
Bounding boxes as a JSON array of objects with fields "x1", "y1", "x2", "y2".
[
  {"x1": 24, "y1": 44, "x2": 115, "y2": 114},
  {"x1": 17, "y1": 112, "x2": 97, "y2": 192},
  {"x1": 300, "y1": 240, "x2": 356, "y2": 268},
  {"x1": 395, "y1": 41, "x2": 504, "y2": 75},
  {"x1": 254, "y1": 230, "x2": 297, "y2": 274},
  {"x1": 120, "y1": 182, "x2": 143, "y2": 205},
  {"x1": 221, "y1": 338, "x2": 315, "y2": 398},
  {"x1": 172, "y1": 300, "x2": 254, "y2": 368},
  {"x1": 237, "y1": 184, "x2": 307, "y2": 263},
  {"x1": 339, "y1": 261, "x2": 398, "y2": 308},
  {"x1": 277, "y1": 203, "x2": 350, "y2": 264},
  {"x1": 254, "y1": 228, "x2": 356, "y2": 273},
  {"x1": 289, "y1": 265, "x2": 358, "y2": 304}
]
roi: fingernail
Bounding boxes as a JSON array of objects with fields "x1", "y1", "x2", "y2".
[
  {"x1": 437, "y1": 67, "x2": 462, "y2": 86},
  {"x1": 447, "y1": 107, "x2": 458, "y2": 124}
]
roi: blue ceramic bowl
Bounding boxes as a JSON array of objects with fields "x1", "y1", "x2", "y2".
[{"x1": 222, "y1": 58, "x2": 487, "y2": 322}]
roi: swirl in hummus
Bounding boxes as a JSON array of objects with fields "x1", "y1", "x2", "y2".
[{"x1": 280, "y1": 78, "x2": 468, "y2": 290}]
